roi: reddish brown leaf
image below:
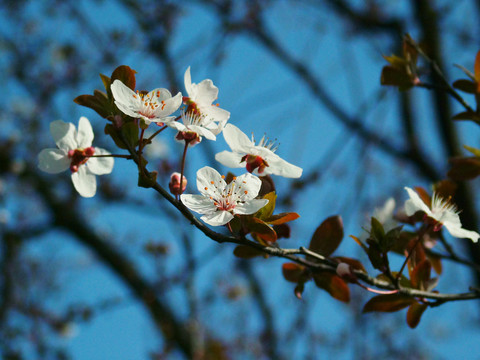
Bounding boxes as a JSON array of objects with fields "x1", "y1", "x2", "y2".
[
  {"x1": 282, "y1": 263, "x2": 306, "y2": 283},
  {"x1": 452, "y1": 111, "x2": 480, "y2": 123},
  {"x1": 233, "y1": 245, "x2": 264, "y2": 259},
  {"x1": 309, "y1": 215, "x2": 343, "y2": 257},
  {"x1": 406, "y1": 301, "x2": 428, "y2": 329},
  {"x1": 74, "y1": 92, "x2": 110, "y2": 119},
  {"x1": 313, "y1": 273, "x2": 350, "y2": 303},
  {"x1": 380, "y1": 66, "x2": 413, "y2": 89},
  {"x1": 111, "y1": 65, "x2": 136, "y2": 90},
  {"x1": 413, "y1": 186, "x2": 431, "y2": 208},
  {"x1": 448, "y1": 157, "x2": 480, "y2": 181},
  {"x1": 363, "y1": 294, "x2": 416, "y2": 313},
  {"x1": 273, "y1": 224, "x2": 291, "y2": 239},
  {"x1": 266, "y1": 212, "x2": 300, "y2": 225},
  {"x1": 427, "y1": 252, "x2": 443, "y2": 275},
  {"x1": 249, "y1": 218, "x2": 277, "y2": 244},
  {"x1": 411, "y1": 259, "x2": 431, "y2": 290},
  {"x1": 452, "y1": 79, "x2": 477, "y2": 94}
]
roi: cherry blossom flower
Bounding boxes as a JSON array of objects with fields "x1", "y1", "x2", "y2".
[
  {"x1": 111, "y1": 80, "x2": 182, "y2": 125},
  {"x1": 215, "y1": 124, "x2": 302, "y2": 178},
  {"x1": 167, "y1": 109, "x2": 218, "y2": 146},
  {"x1": 180, "y1": 166, "x2": 268, "y2": 226},
  {"x1": 38, "y1": 117, "x2": 114, "y2": 198},
  {"x1": 404, "y1": 187, "x2": 479, "y2": 243},
  {"x1": 183, "y1": 67, "x2": 230, "y2": 133}
]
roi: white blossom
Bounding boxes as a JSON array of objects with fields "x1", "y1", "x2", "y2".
[
  {"x1": 183, "y1": 67, "x2": 230, "y2": 134},
  {"x1": 181, "y1": 166, "x2": 268, "y2": 226},
  {"x1": 38, "y1": 117, "x2": 114, "y2": 198},
  {"x1": 404, "y1": 187, "x2": 479, "y2": 243},
  {"x1": 111, "y1": 80, "x2": 182, "y2": 125},
  {"x1": 215, "y1": 124, "x2": 302, "y2": 178}
]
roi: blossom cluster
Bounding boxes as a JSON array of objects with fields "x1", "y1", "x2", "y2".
[{"x1": 38, "y1": 66, "x2": 303, "y2": 227}]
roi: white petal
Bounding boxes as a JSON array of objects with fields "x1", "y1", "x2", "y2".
[
  {"x1": 151, "y1": 90, "x2": 183, "y2": 118},
  {"x1": 265, "y1": 152, "x2": 303, "y2": 178},
  {"x1": 180, "y1": 194, "x2": 216, "y2": 215},
  {"x1": 215, "y1": 151, "x2": 244, "y2": 169},
  {"x1": 196, "y1": 166, "x2": 226, "y2": 196},
  {"x1": 194, "y1": 79, "x2": 218, "y2": 105},
  {"x1": 50, "y1": 120, "x2": 77, "y2": 151},
  {"x1": 166, "y1": 121, "x2": 187, "y2": 132},
  {"x1": 201, "y1": 105, "x2": 230, "y2": 127},
  {"x1": 184, "y1": 67, "x2": 194, "y2": 98},
  {"x1": 188, "y1": 125, "x2": 216, "y2": 141},
  {"x1": 234, "y1": 172, "x2": 262, "y2": 200},
  {"x1": 86, "y1": 148, "x2": 114, "y2": 175},
  {"x1": 444, "y1": 223, "x2": 480, "y2": 243},
  {"x1": 223, "y1": 124, "x2": 253, "y2": 153},
  {"x1": 76, "y1": 116, "x2": 94, "y2": 148},
  {"x1": 38, "y1": 148, "x2": 70, "y2": 174},
  {"x1": 235, "y1": 199, "x2": 269, "y2": 215},
  {"x1": 404, "y1": 187, "x2": 431, "y2": 217},
  {"x1": 201, "y1": 210, "x2": 234, "y2": 226},
  {"x1": 111, "y1": 80, "x2": 137, "y2": 106},
  {"x1": 71, "y1": 166, "x2": 96, "y2": 198}
]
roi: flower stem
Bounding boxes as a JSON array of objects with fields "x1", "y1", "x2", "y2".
[
  {"x1": 178, "y1": 141, "x2": 189, "y2": 201},
  {"x1": 145, "y1": 125, "x2": 167, "y2": 143}
]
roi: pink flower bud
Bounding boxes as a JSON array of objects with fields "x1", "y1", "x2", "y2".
[
  {"x1": 336, "y1": 262, "x2": 357, "y2": 283},
  {"x1": 169, "y1": 172, "x2": 187, "y2": 195}
]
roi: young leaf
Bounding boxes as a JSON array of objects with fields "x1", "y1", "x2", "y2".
[
  {"x1": 265, "y1": 212, "x2": 300, "y2": 225},
  {"x1": 313, "y1": 273, "x2": 350, "y2": 303},
  {"x1": 363, "y1": 294, "x2": 415, "y2": 313},
  {"x1": 410, "y1": 259, "x2": 431, "y2": 290},
  {"x1": 406, "y1": 301, "x2": 428, "y2": 329},
  {"x1": 282, "y1": 263, "x2": 307, "y2": 283},
  {"x1": 74, "y1": 91, "x2": 110, "y2": 119},
  {"x1": 464, "y1": 145, "x2": 480, "y2": 158},
  {"x1": 448, "y1": 157, "x2": 480, "y2": 181},
  {"x1": 309, "y1": 215, "x2": 343, "y2": 257},
  {"x1": 255, "y1": 192, "x2": 276, "y2": 220},
  {"x1": 452, "y1": 79, "x2": 477, "y2": 94},
  {"x1": 474, "y1": 50, "x2": 480, "y2": 85},
  {"x1": 248, "y1": 218, "x2": 277, "y2": 244},
  {"x1": 380, "y1": 66, "x2": 413, "y2": 90},
  {"x1": 233, "y1": 245, "x2": 264, "y2": 259},
  {"x1": 111, "y1": 65, "x2": 136, "y2": 90}
]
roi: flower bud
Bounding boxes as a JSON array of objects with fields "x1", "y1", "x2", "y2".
[
  {"x1": 336, "y1": 262, "x2": 357, "y2": 283},
  {"x1": 169, "y1": 172, "x2": 187, "y2": 195}
]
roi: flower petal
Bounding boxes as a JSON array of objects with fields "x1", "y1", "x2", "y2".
[
  {"x1": 201, "y1": 210, "x2": 234, "y2": 226},
  {"x1": 189, "y1": 125, "x2": 216, "y2": 141},
  {"x1": 234, "y1": 172, "x2": 262, "y2": 201},
  {"x1": 196, "y1": 166, "x2": 225, "y2": 196},
  {"x1": 194, "y1": 79, "x2": 219, "y2": 105},
  {"x1": 71, "y1": 166, "x2": 96, "y2": 198},
  {"x1": 76, "y1": 116, "x2": 94, "y2": 148},
  {"x1": 184, "y1": 67, "x2": 194, "y2": 98},
  {"x1": 38, "y1": 148, "x2": 69, "y2": 174},
  {"x1": 404, "y1": 187, "x2": 431, "y2": 217},
  {"x1": 444, "y1": 223, "x2": 480, "y2": 243},
  {"x1": 50, "y1": 120, "x2": 77, "y2": 151},
  {"x1": 166, "y1": 121, "x2": 187, "y2": 132},
  {"x1": 223, "y1": 124, "x2": 253, "y2": 153},
  {"x1": 215, "y1": 151, "x2": 244, "y2": 169},
  {"x1": 180, "y1": 194, "x2": 216, "y2": 215},
  {"x1": 235, "y1": 199, "x2": 269, "y2": 215},
  {"x1": 264, "y1": 152, "x2": 303, "y2": 178},
  {"x1": 86, "y1": 148, "x2": 114, "y2": 175}
]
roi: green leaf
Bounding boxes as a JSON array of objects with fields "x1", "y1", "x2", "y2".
[
  {"x1": 309, "y1": 215, "x2": 343, "y2": 257},
  {"x1": 406, "y1": 301, "x2": 428, "y2": 329},
  {"x1": 282, "y1": 263, "x2": 307, "y2": 283},
  {"x1": 370, "y1": 217, "x2": 385, "y2": 243},
  {"x1": 255, "y1": 192, "x2": 276, "y2": 220},
  {"x1": 313, "y1": 273, "x2": 350, "y2": 303},
  {"x1": 233, "y1": 245, "x2": 264, "y2": 259},
  {"x1": 265, "y1": 212, "x2": 299, "y2": 225},
  {"x1": 464, "y1": 145, "x2": 480, "y2": 157},
  {"x1": 74, "y1": 91, "x2": 110, "y2": 119},
  {"x1": 104, "y1": 122, "x2": 139, "y2": 150},
  {"x1": 363, "y1": 294, "x2": 416, "y2": 313},
  {"x1": 452, "y1": 79, "x2": 477, "y2": 94},
  {"x1": 111, "y1": 65, "x2": 136, "y2": 90},
  {"x1": 452, "y1": 111, "x2": 480, "y2": 124}
]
